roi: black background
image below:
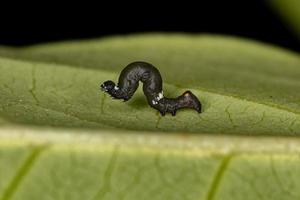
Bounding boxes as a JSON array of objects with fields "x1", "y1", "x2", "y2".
[{"x1": 0, "y1": 1, "x2": 299, "y2": 52}]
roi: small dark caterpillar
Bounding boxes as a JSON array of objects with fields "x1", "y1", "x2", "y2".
[{"x1": 100, "y1": 61, "x2": 202, "y2": 116}]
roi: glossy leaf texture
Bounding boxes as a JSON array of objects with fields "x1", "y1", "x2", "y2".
[{"x1": 0, "y1": 34, "x2": 300, "y2": 200}]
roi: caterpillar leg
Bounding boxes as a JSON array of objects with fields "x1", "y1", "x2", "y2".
[{"x1": 160, "y1": 110, "x2": 166, "y2": 116}]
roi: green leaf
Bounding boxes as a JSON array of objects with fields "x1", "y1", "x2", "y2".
[
  {"x1": 0, "y1": 128, "x2": 300, "y2": 200},
  {"x1": 0, "y1": 34, "x2": 300, "y2": 199},
  {"x1": 0, "y1": 34, "x2": 299, "y2": 135},
  {"x1": 270, "y1": 0, "x2": 300, "y2": 39}
]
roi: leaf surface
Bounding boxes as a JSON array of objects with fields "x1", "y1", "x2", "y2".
[
  {"x1": 0, "y1": 34, "x2": 300, "y2": 134},
  {"x1": 0, "y1": 128, "x2": 299, "y2": 200},
  {"x1": 0, "y1": 34, "x2": 300, "y2": 199}
]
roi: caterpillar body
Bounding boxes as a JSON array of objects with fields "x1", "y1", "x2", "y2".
[{"x1": 100, "y1": 61, "x2": 202, "y2": 116}]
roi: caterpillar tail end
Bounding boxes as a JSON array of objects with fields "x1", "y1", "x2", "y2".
[{"x1": 181, "y1": 90, "x2": 202, "y2": 113}]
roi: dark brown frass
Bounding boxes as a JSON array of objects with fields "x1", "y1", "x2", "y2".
[{"x1": 100, "y1": 61, "x2": 202, "y2": 116}]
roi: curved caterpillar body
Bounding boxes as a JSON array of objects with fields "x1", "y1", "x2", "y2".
[{"x1": 100, "y1": 61, "x2": 202, "y2": 116}]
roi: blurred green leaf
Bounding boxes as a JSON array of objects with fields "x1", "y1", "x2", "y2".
[
  {"x1": 0, "y1": 34, "x2": 300, "y2": 199},
  {"x1": 0, "y1": 128, "x2": 300, "y2": 200},
  {"x1": 270, "y1": 0, "x2": 300, "y2": 38}
]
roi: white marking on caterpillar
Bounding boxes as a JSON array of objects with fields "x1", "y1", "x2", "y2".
[
  {"x1": 152, "y1": 100, "x2": 158, "y2": 105},
  {"x1": 101, "y1": 84, "x2": 108, "y2": 91},
  {"x1": 156, "y1": 91, "x2": 164, "y2": 101},
  {"x1": 114, "y1": 86, "x2": 119, "y2": 90},
  {"x1": 159, "y1": 91, "x2": 164, "y2": 99}
]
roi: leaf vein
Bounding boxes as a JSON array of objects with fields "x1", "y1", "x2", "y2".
[
  {"x1": 92, "y1": 146, "x2": 119, "y2": 200},
  {"x1": 28, "y1": 66, "x2": 39, "y2": 105},
  {"x1": 1, "y1": 145, "x2": 49, "y2": 200},
  {"x1": 206, "y1": 154, "x2": 233, "y2": 200}
]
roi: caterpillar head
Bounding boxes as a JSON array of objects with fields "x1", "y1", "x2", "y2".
[
  {"x1": 101, "y1": 80, "x2": 128, "y2": 100},
  {"x1": 101, "y1": 81, "x2": 115, "y2": 92}
]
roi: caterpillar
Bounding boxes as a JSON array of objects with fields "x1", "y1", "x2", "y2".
[{"x1": 100, "y1": 61, "x2": 202, "y2": 116}]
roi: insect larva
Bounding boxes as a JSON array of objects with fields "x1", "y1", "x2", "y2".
[{"x1": 100, "y1": 61, "x2": 202, "y2": 116}]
